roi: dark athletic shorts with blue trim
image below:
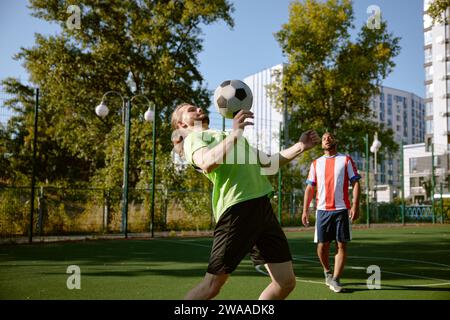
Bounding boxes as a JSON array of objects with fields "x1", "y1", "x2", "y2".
[
  {"x1": 207, "y1": 195, "x2": 292, "y2": 275},
  {"x1": 315, "y1": 209, "x2": 351, "y2": 243}
]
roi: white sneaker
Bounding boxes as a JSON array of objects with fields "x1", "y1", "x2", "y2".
[
  {"x1": 328, "y1": 278, "x2": 343, "y2": 293},
  {"x1": 324, "y1": 272, "x2": 333, "y2": 286}
]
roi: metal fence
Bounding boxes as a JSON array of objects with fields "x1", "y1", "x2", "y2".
[
  {"x1": 0, "y1": 90, "x2": 15, "y2": 127},
  {"x1": 0, "y1": 186, "x2": 213, "y2": 238},
  {"x1": 273, "y1": 193, "x2": 448, "y2": 227},
  {"x1": 0, "y1": 186, "x2": 447, "y2": 239}
]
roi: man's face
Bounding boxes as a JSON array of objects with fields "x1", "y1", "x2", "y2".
[
  {"x1": 322, "y1": 132, "x2": 337, "y2": 150},
  {"x1": 178, "y1": 104, "x2": 209, "y2": 128}
]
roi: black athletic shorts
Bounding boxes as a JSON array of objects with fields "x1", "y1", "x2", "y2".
[{"x1": 207, "y1": 195, "x2": 292, "y2": 275}]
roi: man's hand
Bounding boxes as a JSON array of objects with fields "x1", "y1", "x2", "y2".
[
  {"x1": 349, "y1": 206, "x2": 359, "y2": 222},
  {"x1": 302, "y1": 211, "x2": 310, "y2": 227},
  {"x1": 299, "y1": 130, "x2": 321, "y2": 152},
  {"x1": 231, "y1": 110, "x2": 254, "y2": 138}
]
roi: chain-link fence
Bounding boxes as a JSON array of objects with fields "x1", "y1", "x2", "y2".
[
  {"x1": 1, "y1": 186, "x2": 448, "y2": 239},
  {"x1": 0, "y1": 90, "x2": 15, "y2": 128},
  {"x1": 273, "y1": 191, "x2": 448, "y2": 227},
  {"x1": 0, "y1": 186, "x2": 214, "y2": 238}
]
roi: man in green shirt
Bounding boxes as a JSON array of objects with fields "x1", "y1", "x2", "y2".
[{"x1": 171, "y1": 103, "x2": 320, "y2": 300}]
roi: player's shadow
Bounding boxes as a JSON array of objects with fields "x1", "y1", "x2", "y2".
[{"x1": 341, "y1": 282, "x2": 450, "y2": 293}]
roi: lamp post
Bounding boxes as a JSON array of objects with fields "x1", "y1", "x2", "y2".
[
  {"x1": 370, "y1": 132, "x2": 382, "y2": 223},
  {"x1": 144, "y1": 105, "x2": 157, "y2": 238},
  {"x1": 95, "y1": 91, "x2": 155, "y2": 238}
]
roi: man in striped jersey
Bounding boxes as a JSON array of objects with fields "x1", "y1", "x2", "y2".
[{"x1": 302, "y1": 132, "x2": 361, "y2": 293}]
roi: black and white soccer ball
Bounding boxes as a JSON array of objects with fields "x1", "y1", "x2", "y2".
[{"x1": 213, "y1": 80, "x2": 253, "y2": 119}]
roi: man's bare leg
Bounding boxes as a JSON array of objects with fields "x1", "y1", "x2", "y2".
[
  {"x1": 258, "y1": 261, "x2": 296, "y2": 300},
  {"x1": 184, "y1": 273, "x2": 229, "y2": 300},
  {"x1": 317, "y1": 241, "x2": 331, "y2": 272},
  {"x1": 333, "y1": 242, "x2": 347, "y2": 279}
]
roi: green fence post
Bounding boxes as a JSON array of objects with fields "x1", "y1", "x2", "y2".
[
  {"x1": 365, "y1": 134, "x2": 370, "y2": 228},
  {"x1": 431, "y1": 143, "x2": 435, "y2": 224},
  {"x1": 150, "y1": 104, "x2": 157, "y2": 238},
  {"x1": 29, "y1": 88, "x2": 39, "y2": 243},
  {"x1": 37, "y1": 186, "x2": 44, "y2": 236},
  {"x1": 277, "y1": 122, "x2": 282, "y2": 224},
  {"x1": 401, "y1": 140, "x2": 405, "y2": 225},
  {"x1": 440, "y1": 183, "x2": 444, "y2": 224}
]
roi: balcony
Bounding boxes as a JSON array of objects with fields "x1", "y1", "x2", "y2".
[{"x1": 411, "y1": 187, "x2": 426, "y2": 195}]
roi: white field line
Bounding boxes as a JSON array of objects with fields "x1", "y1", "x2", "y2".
[{"x1": 156, "y1": 240, "x2": 450, "y2": 288}]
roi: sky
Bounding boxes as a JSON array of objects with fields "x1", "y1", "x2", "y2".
[{"x1": 0, "y1": 0, "x2": 425, "y2": 129}]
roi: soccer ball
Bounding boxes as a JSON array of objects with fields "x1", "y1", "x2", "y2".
[{"x1": 213, "y1": 80, "x2": 253, "y2": 119}]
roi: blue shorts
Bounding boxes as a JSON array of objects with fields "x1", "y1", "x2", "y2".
[{"x1": 314, "y1": 209, "x2": 351, "y2": 243}]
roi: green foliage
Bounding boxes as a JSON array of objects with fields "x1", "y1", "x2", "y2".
[
  {"x1": 0, "y1": 188, "x2": 30, "y2": 236},
  {"x1": 426, "y1": 0, "x2": 450, "y2": 24},
  {"x1": 270, "y1": 0, "x2": 400, "y2": 161},
  {"x1": 1, "y1": 0, "x2": 234, "y2": 190}
]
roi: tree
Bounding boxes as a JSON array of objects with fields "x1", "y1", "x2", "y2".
[
  {"x1": 2, "y1": 78, "x2": 94, "y2": 185},
  {"x1": 271, "y1": 0, "x2": 400, "y2": 162},
  {"x1": 427, "y1": 0, "x2": 450, "y2": 24},
  {"x1": 0, "y1": 123, "x2": 14, "y2": 185},
  {"x1": 2, "y1": 0, "x2": 234, "y2": 188}
]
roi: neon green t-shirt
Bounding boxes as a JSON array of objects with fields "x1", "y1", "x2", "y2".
[{"x1": 184, "y1": 129, "x2": 274, "y2": 222}]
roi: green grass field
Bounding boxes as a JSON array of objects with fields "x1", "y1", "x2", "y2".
[{"x1": 1, "y1": 225, "x2": 450, "y2": 300}]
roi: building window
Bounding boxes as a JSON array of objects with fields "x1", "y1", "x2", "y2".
[
  {"x1": 425, "y1": 47, "x2": 433, "y2": 63},
  {"x1": 426, "y1": 119, "x2": 434, "y2": 134},
  {"x1": 410, "y1": 158, "x2": 418, "y2": 173},
  {"x1": 447, "y1": 61, "x2": 450, "y2": 75},
  {"x1": 426, "y1": 102, "x2": 433, "y2": 116},
  {"x1": 424, "y1": 13, "x2": 432, "y2": 29},
  {"x1": 425, "y1": 65, "x2": 433, "y2": 81},
  {"x1": 424, "y1": 30, "x2": 432, "y2": 46},
  {"x1": 426, "y1": 84, "x2": 434, "y2": 99}
]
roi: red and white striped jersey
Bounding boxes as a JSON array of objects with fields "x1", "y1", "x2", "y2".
[{"x1": 306, "y1": 153, "x2": 361, "y2": 211}]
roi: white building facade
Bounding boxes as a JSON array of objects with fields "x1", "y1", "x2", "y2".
[
  {"x1": 362, "y1": 86, "x2": 425, "y2": 195},
  {"x1": 403, "y1": 0, "x2": 450, "y2": 203},
  {"x1": 243, "y1": 64, "x2": 425, "y2": 201},
  {"x1": 243, "y1": 64, "x2": 284, "y2": 155}
]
